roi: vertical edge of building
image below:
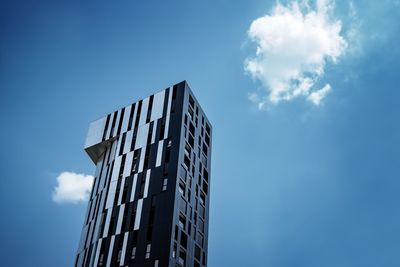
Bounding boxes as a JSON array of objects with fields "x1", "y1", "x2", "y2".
[{"x1": 74, "y1": 81, "x2": 212, "y2": 267}]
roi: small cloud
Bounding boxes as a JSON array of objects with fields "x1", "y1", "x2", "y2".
[
  {"x1": 307, "y1": 84, "x2": 331, "y2": 105},
  {"x1": 245, "y1": 0, "x2": 348, "y2": 108},
  {"x1": 52, "y1": 172, "x2": 94, "y2": 204}
]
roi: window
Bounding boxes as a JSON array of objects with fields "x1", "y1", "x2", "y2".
[
  {"x1": 179, "y1": 165, "x2": 187, "y2": 181},
  {"x1": 179, "y1": 214, "x2": 186, "y2": 230},
  {"x1": 180, "y1": 231, "x2": 188, "y2": 249},
  {"x1": 131, "y1": 150, "x2": 139, "y2": 174},
  {"x1": 184, "y1": 142, "x2": 191, "y2": 157},
  {"x1": 188, "y1": 134, "x2": 194, "y2": 148},
  {"x1": 172, "y1": 86, "x2": 177, "y2": 99},
  {"x1": 146, "y1": 95, "x2": 154, "y2": 123},
  {"x1": 178, "y1": 250, "x2": 186, "y2": 266},
  {"x1": 109, "y1": 111, "x2": 118, "y2": 137},
  {"x1": 202, "y1": 142, "x2": 208, "y2": 156},
  {"x1": 117, "y1": 108, "x2": 125, "y2": 135},
  {"x1": 189, "y1": 94, "x2": 195, "y2": 108},
  {"x1": 198, "y1": 218, "x2": 204, "y2": 233},
  {"x1": 121, "y1": 203, "x2": 129, "y2": 231},
  {"x1": 199, "y1": 204, "x2": 205, "y2": 219},
  {"x1": 165, "y1": 147, "x2": 171, "y2": 163},
  {"x1": 131, "y1": 246, "x2": 136, "y2": 260},
  {"x1": 159, "y1": 117, "x2": 166, "y2": 139},
  {"x1": 121, "y1": 182, "x2": 129, "y2": 204},
  {"x1": 127, "y1": 103, "x2": 135, "y2": 131},
  {"x1": 99, "y1": 254, "x2": 104, "y2": 266},
  {"x1": 119, "y1": 133, "x2": 127, "y2": 156},
  {"x1": 197, "y1": 231, "x2": 204, "y2": 247},
  {"x1": 117, "y1": 249, "x2": 122, "y2": 262},
  {"x1": 202, "y1": 180, "x2": 208, "y2": 195},
  {"x1": 119, "y1": 154, "x2": 126, "y2": 178},
  {"x1": 103, "y1": 114, "x2": 111, "y2": 141},
  {"x1": 180, "y1": 197, "x2": 187, "y2": 214},
  {"x1": 147, "y1": 122, "x2": 154, "y2": 145},
  {"x1": 178, "y1": 182, "x2": 185, "y2": 196},
  {"x1": 108, "y1": 214, "x2": 116, "y2": 236},
  {"x1": 184, "y1": 155, "x2": 190, "y2": 170},
  {"x1": 162, "y1": 178, "x2": 168, "y2": 191},
  {"x1": 131, "y1": 130, "x2": 137, "y2": 151},
  {"x1": 129, "y1": 205, "x2": 137, "y2": 231},
  {"x1": 205, "y1": 134, "x2": 210, "y2": 146},
  {"x1": 172, "y1": 243, "x2": 177, "y2": 258},
  {"x1": 203, "y1": 168, "x2": 209, "y2": 183},
  {"x1": 145, "y1": 244, "x2": 151, "y2": 259},
  {"x1": 189, "y1": 122, "x2": 195, "y2": 136},
  {"x1": 134, "y1": 100, "x2": 142, "y2": 129},
  {"x1": 200, "y1": 192, "x2": 206, "y2": 206},
  {"x1": 194, "y1": 245, "x2": 201, "y2": 261},
  {"x1": 139, "y1": 175, "x2": 146, "y2": 198}
]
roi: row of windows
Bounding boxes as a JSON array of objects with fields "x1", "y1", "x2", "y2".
[{"x1": 171, "y1": 94, "x2": 210, "y2": 267}]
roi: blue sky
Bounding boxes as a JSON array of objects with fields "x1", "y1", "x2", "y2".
[{"x1": 0, "y1": 0, "x2": 399, "y2": 266}]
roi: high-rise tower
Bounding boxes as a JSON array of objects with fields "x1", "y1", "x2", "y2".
[{"x1": 75, "y1": 81, "x2": 212, "y2": 267}]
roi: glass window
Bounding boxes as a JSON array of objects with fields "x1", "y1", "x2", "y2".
[
  {"x1": 131, "y1": 246, "x2": 136, "y2": 260},
  {"x1": 145, "y1": 244, "x2": 151, "y2": 259},
  {"x1": 162, "y1": 178, "x2": 168, "y2": 191}
]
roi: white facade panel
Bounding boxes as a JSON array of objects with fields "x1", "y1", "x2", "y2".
[
  {"x1": 143, "y1": 169, "x2": 151, "y2": 198},
  {"x1": 120, "y1": 105, "x2": 131, "y2": 134},
  {"x1": 123, "y1": 151, "x2": 133, "y2": 178},
  {"x1": 105, "y1": 181, "x2": 118, "y2": 209},
  {"x1": 117, "y1": 177, "x2": 126, "y2": 205},
  {"x1": 119, "y1": 232, "x2": 129, "y2": 266},
  {"x1": 150, "y1": 90, "x2": 165, "y2": 121},
  {"x1": 92, "y1": 238, "x2": 103, "y2": 267},
  {"x1": 110, "y1": 156, "x2": 122, "y2": 182},
  {"x1": 155, "y1": 140, "x2": 164, "y2": 167},
  {"x1": 102, "y1": 210, "x2": 111, "y2": 237},
  {"x1": 134, "y1": 123, "x2": 149, "y2": 150},
  {"x1": 130, "y1": 174, "x2": 138, "y2": 202},
  {"x1": 111, "y1": 109, "x2": 121, "y2": 138},
  {"x1": 108, "y1": 140, "x2": 118, "y2": 165},
  {"x1": 138, "y1": 146, "x2": 146, "y2": 173},
  {"x1": 139, "y1": 97, "x2": 149, "y2": 126},
  {"x1": 134, "y1": 199, "x2": 143, "y2": 230},
  {"x1": 151, "y1": 120, "x2": 157, "y2": 144},
  {"x1": 123, "y1": 130, "x2": 133, "y2": 154},
  {"x1": 85, "y1": 116, "x2": 107, "y2": 148},
  {"x1": 106, "y1": 235, "x2": 115, "y2": 267},
  {"x1": 115, "y1": 204, "x2": 125, "y2": 235},
  {"x1": 164, "y1": 86, "x2": 173, "y2": 139}
]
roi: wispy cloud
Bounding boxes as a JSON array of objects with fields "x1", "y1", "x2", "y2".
[
  {"x1": 245, "y1": 0, "x2": 347, "y2": 109},
  {"x1": 52, "y1": 172, "x2": 94, "y2": 204}
]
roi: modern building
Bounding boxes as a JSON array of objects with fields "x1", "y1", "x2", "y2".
[{"x1": 75, "y1": 81, "x2": 212, "y2": 267}]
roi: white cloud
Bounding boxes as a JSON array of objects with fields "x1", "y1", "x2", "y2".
[
  {"x1": 245, "y1": 0, "x2": 347, "y2": 108},
  {"x1": 307, "y1": 83, "x2": 331, "y2": 105},
  {"x1": 52, "y1": 172, "x2": 94, "y2": 204}
]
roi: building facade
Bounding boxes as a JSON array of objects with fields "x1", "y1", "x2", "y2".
[{"x1": 75, "y1": 81, "x2": 212, "y2": 267}]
